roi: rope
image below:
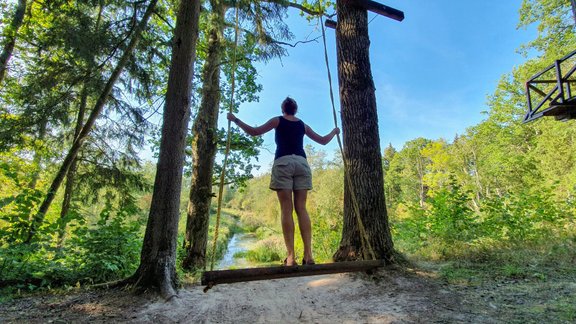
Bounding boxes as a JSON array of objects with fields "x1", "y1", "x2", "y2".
[
  {"x1": 319, "y1": 15, "x2": 376, "y2": 261},
  {"x1": 209, "y1": 4, "x2": 241, "y2": 271}
]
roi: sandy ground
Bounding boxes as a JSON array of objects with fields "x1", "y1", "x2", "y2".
[{"x1": 0, "y1": 267, "x2": 499, "y2": 323}]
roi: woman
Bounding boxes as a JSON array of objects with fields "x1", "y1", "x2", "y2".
[{"x1": 227, "y1": 97, "x2": 339, "y2": 266}]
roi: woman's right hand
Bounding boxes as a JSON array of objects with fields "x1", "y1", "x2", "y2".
[{"x1": 333, "y1": 127, "x2": 340, "y2": 135}]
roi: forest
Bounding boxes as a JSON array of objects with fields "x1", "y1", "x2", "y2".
[{"x1": 0, "y1": 0, "x2": 575, "y2": 320}]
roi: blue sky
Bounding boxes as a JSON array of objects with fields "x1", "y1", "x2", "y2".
[{"x1": 225, "y1": 0, "x2": 537, "y2": 174}]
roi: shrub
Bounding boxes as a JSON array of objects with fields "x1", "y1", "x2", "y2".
[
  {"x1": 426, "y1": 178, "x2": 477, "y2": 244},
  {"x1": 481, "y1": 188, "x2": 567, "y2": 242},
  {"x1": 245, "y1": 236, "x2": 284, "y2": 263},
  {"x1": 67, "y1": 201, "x2": 143, "y2": 283},
  {"x1": 0, "y1": 200, "x2": 144, "y2": 293}
]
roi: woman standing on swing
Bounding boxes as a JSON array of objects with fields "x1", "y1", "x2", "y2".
[{"x1": 228, "y1": 97, "x2": 339, "y2": 266}]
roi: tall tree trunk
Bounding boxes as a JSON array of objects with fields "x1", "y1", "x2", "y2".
[
  {"x1": 0, "y1": 0, "x2": 27, "y2": 85},
  {"x1": 57, "y1": 84, "x2": 88, "y2": 248},
  {"x1": 332, "y1": 3, "x2": 395, "y2": 263},
  {"x1": 24, "y1": 0, "x2": 158, "y2": 243},
  {"x1": 182, "y1": 0, "x2": 224, "y2": 271},
  {"x1": 128, "y1": 0, "x2": 200, "y2": 299}
]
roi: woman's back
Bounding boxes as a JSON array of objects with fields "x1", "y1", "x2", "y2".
[{"x1": 274, "y1": 116, "x2": 306, "y2": 159}]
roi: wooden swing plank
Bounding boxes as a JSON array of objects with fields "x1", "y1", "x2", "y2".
[{"x1": 201, "y1": 260, "x2": 384, "y2": 287}]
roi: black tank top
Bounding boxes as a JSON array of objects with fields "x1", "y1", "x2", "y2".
[{"x1": 274, "y1": 116, "x2": 306, "y2": 160}]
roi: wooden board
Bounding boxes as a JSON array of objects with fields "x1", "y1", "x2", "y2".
[
  {"x1": 325, "y1": 19, "x2": 337, "y2": 29},
  {"x1": 352, "y1": 0, "x2": 404, "y2": 21},
  {"x1": 202, "y1": 260, "x2": 385, "y2": 289}
]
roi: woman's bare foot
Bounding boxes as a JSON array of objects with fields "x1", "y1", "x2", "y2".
[
  {"x1": 283, "y1": 257, "x2": 297, "y2": 266},
  {"x1": 302, "y1": 258, "x2": 315, "y2": 265}
]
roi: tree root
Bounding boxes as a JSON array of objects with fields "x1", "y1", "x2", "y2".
[{"x1": 90, "y1": 277, "x2": 135, "y2": 290}]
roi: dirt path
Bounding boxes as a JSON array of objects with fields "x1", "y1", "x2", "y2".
[{"x1": 0, "y1": 267, "x2": 498, "y2": 323}]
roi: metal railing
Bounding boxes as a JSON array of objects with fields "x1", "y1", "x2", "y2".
[{"x1": 524, "y1": 49, "x2": 576, "y2": 122}]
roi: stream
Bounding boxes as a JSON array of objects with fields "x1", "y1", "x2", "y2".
[{"x1": 216, "y1": 233, "x2": 257, "y2": 270}]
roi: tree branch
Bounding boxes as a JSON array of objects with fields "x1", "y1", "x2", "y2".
[
  {"x1": 153, "y1": 10, "x2": 174, "y2": 29},
  {"x1": 272, "y1": 36, "x2": 321, "y2": 47},
  {"x1": 259, "y1": 0, "x2": 323, "y2": 17}
]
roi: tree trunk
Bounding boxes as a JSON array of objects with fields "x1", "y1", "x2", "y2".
[
  {"x1": 57, "y1": 84, "x2": 88, "y2": 248},
  {"x1": 0, "y1": 0, "x2": 27, "y2": 85},
  {"x1": 332, "y1": 2, "x2": 395, "y2": 263},
  {"x1": 24, "y1": 0, "x2": 158, "y2": 243},
  {"x1": 182, "y1": 0, "x2": 224, "y2": 271},
  {"x1": 129, "y1": 0, "x2": 200, "y2": 299}
]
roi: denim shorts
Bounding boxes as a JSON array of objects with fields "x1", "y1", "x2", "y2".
[{"x1": 269, "y1": 154, "x2": 312, "y2": 191}]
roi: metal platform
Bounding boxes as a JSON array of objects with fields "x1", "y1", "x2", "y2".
[{"x1": 524, "y1": 49, "x2": 576, "y2": 122}]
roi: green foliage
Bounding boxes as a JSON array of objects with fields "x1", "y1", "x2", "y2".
[
  {"x1": 385, "y1": 138, "x2": 431, "y2": 207},
  {"x1": 311, "y1": 211, "x2": 341, "y2": 261},
  {"x1": 0, "y1": 187, "x2": 42, "y2": 244},
  {"x1": 0, "y1": 157, "x2": 55, "y2": 244},
  {"x1": 519, "y1": 0, "x2": 575, "y2": 56},
  {"x1": 426, "y1": 177, "x2": 477, "y2": 244},
  {"x1": 67, "y1": 201, "x2": 143, "y2": 283},
  {"x1": 390, "y1": 203, "x2": 427, "y2": 254},
  {"x1": 381, "y1": 0, "x2": 576, "y2": 269},
  {"x1": 244, "y1": 236, "x2": 284, "y2": 263},
  {"x1": 481, "y1": 188, "x2": 566, "y2": 242},
  {"x1": 0, "y1": 200, "x2": 144, "y2": 292},
  {"x1": 213, "y1": 127, "x2": 263, "y2": 188},
  {"x1": 391, "y1": 178, "x2": 477, "y2": 258}
]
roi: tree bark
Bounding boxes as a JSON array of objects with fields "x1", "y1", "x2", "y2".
[
  {"x1": 24, "y1": 0, "x2": 158, "y2": 243},
  {"x1": 182, "y1": 0, "x2": 225, "y2": 270},
  {"x1": 129, "y1": 0, "x2": 200, "y2": 299},
  {"x1": 332, "y1": 1, "x2": 395, "y2": 263},
  {"x1": 0, "y1": 0, "x2": 27, "y2": 85}
]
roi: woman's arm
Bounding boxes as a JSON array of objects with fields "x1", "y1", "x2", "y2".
[
  {"x1": 305, "y1": 124, "x2": 340, "y2": 145},
  {"x1": 227, "y1": 113, "x2": 279, "y2": 136}
]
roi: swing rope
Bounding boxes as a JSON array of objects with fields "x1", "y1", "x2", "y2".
[
  {"x1": 209, "y1": 3, "x2": 241, "y2": 272},
  {"x1": 318, "y1": 14, "x2": 376, "y2": 261}
]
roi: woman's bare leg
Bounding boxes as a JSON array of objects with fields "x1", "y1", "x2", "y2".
[
  {"x1": 277, "y1": 189, "x2": 296, "y2": 265},
  {"x1": 294, "y1": 189, "x2": 313, "y2": 263}
]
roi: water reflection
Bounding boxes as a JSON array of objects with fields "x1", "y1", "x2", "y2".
[{"x1": 216, "y1": 233, "x2": 257, "y2": 269}]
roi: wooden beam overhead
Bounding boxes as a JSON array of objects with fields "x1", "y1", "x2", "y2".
[
  {"x1": 354, "y1": 0, "x2": 404, "y2": 21},
  {"x1": 349, "y1": 0, "x2": 404, "y2": 22},
  {"x1": 325, "y1": 19, "x2": 337, "y2": 29},
  {"x1": 325, "y1": 0, "x2": 404, "y2": 30}
]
